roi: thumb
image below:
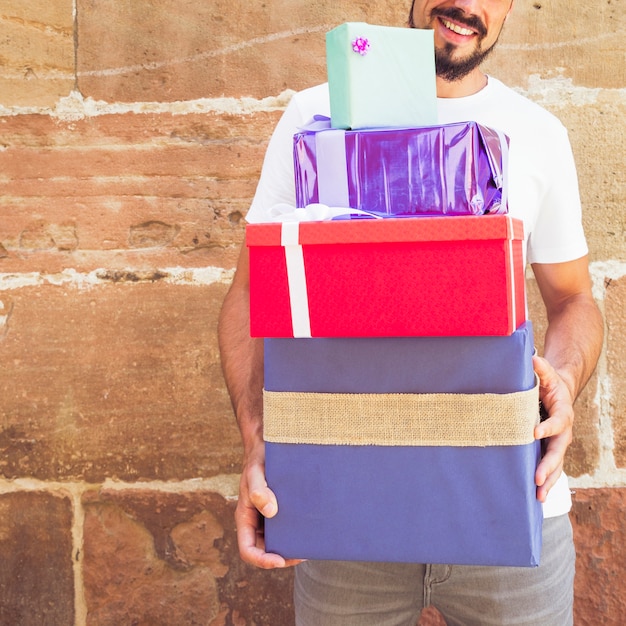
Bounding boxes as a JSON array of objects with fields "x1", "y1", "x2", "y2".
[
  {"x1": 247, "y1": 465, "x2": 279, "y2": 518},
  {"x1": 532, "y1": 354, "x2": 559, "y2": 398},
  {"x1": 532, "y1": 354, "x2": 551, "y2": 385}
]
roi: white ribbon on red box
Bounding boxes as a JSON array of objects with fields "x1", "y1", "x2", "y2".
[
  {"x1": 280, "y1": 221, "x2": 312, "y2": 338},
  {"x1": 271, "y1": 203, "x2": 379, "y2": 337}
]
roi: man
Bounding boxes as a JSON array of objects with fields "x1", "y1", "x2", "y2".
[{"x1": 218, "y1": 1, "x2": 604, "y2": 623}]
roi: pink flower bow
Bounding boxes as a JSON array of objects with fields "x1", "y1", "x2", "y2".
[{"x1": 351, "y1": 36, "x2": 370, "y2": 56}]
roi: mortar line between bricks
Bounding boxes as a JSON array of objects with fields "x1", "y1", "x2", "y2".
[
  {"x1": 0, "y1": 260, "x2": 619, "y2": 293},
  {"x1": 0, "y1": 266, "x2": 235, "y2": 290},
  {"x1": 99, "y1": 476, "x2": 240, "y2": 499},
  {"x1": 593, "y1": 263, "x2": 619, "y2": 477},
  {"x1": 595, "y1": 294, "x2": 617, "y2": 484},
  {"x1": 3, "y1": 80, "x2": 624, "y2": 120},
  {"x1": 71, "y1": 489, "x2": 88, "y2": 626},
  {"x1": 585, "y1": 281, "x2": 611, "y2": 476},
  {"x1": 569, "y1": 468, "x2": 626, "y2": 489},
  {"x1": 0, "y1": 476, "x2": 240, "y2": 499},
  {"x1": 569, "y1": 261, "x2": 624, "y2": 490},
  {"x1": 72, "y1": 0, "x2": 79, "y2": 94},
  {"x1": 589, "y1": 260, "x2": 626, "y2": 301},
  {"x1": 0, "y1": 90, "x2": 296, "y2": 120}
]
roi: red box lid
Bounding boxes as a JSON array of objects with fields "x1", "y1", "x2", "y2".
[{"x1": 246, "y1": 215, "x2": 524, "y2": 247}]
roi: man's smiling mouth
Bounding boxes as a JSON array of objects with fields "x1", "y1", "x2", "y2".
[{"x1": 440, "y1": 18, "x2": 476, "y2": 37}]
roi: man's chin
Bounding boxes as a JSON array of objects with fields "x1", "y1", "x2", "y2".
[{"x1": 435, "y1": 45, "x2": 495, "y2": 81}]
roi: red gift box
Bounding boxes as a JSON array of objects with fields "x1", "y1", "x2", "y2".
[{"x1": 247, "y1": 215, "x2": 526, "y2": 338}]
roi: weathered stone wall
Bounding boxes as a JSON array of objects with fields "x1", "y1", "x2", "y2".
[{"x1": 0, "y1": 1, "x2": 623, "y2": 624}]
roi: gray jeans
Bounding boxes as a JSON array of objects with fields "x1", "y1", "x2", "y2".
[{"x1": 294, "y1": 514, "x2": 574, "y2": 626}]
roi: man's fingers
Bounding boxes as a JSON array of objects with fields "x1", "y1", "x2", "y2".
[
  {"x1": 536, "y1": 435, "x2": 566, "y2": 484},
  {"x1": 245, "y1": 464, "x2": 279, "y2": 518},
  {"x1": 531, "y1": 354, "x2": 575, "y2": 502},
  {"x1": 235, "y1": 491, "x2": 288, "y2": 568},
  {"x1": 235, "y1": 461, "x2": 304, "y2": 568},
  {"x1": 237, "y1": 528, "x2": 287, "y2": 568},
  {"x1": 535, "y1": 431, "x2": 567, "y2": 502},
  {"x1": 534, "y1": 406, "x2": 573, "y2": 443},
  {"x1": 249, "y1": 485, "x2": 278, "y2": 518},
  {"x1": 235, "y1": 494, "x2": 304, "y2": 569}
]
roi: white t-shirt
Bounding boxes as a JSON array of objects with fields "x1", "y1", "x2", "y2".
[{"x1": 247, "y1": 77, "x2": 589, "y2": 518}]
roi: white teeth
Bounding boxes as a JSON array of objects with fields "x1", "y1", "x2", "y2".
[{"x1": 442, "y1": 18, "x2": 474, "y2": 36}]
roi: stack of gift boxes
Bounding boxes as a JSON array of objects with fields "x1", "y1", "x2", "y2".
[{"x1": 247, "y1": 23, "x2": 543, "y2": 567}]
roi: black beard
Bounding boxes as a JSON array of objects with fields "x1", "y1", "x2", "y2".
[
  {"x1": 408, "y1": 4, "x2": 498, "y2": 81},
  {"x1": 435, "y1": 40, "x2": 497, "y2": 82}
]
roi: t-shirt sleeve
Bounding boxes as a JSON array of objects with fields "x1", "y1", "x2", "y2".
[
  {"x1": 246, "y1": 96, "x2": 305, "y2": 224},
  {"x1": 526, "y1": 124, "x2": 589, "y2": 265},
  {"x1": 246, "y1": 84, "x2": 330, "y2": 223}
]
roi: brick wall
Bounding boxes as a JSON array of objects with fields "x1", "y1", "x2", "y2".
[{"x1": 0, "y1": 1, "x2": 624, "y2": 624}]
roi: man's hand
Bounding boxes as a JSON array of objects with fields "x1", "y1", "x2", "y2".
[
  {"x1": 236, "y1": 445, "x2": 303, "y2": 569},
  {"x1": 532, "y1": 354, "x2": 575, "y2": 503},
  {"x1": 218, "y1": 245, "x2": 302, "y2": 569}
]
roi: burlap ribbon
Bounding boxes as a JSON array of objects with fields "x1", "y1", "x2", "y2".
[{"x1": 263, "y1": 382, "x2": 539, "y2": 447}]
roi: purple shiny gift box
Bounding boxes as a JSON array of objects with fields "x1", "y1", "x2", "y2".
[
  {"x1": 264, "y1": 321, "x2": 535, "y2": 394},
  {"x1": 293, "y1": 117, "x2": 509, "y2": 217}
]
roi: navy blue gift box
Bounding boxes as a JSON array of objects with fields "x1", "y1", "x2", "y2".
[{"x1": 263, "y1": 323, "x2": 543, "y2": 567}]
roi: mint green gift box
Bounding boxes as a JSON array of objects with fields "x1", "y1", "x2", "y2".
[{"x1": 326, "y1": 22, "x2": 437, "y2": 129}]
